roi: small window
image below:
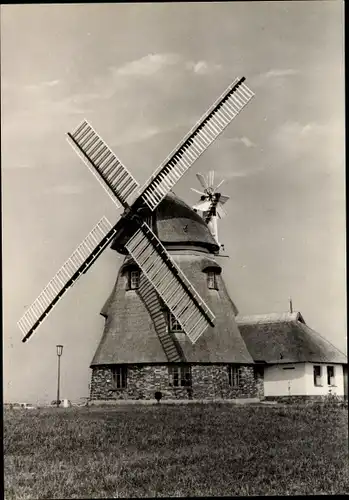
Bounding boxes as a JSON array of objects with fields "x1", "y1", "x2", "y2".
[
  {"x1": 327, "y1": 366, "x2": 335, "y2": 386},
  {"x1": 169, "y1": 365, "x2": 192, "y2": 387},
  {"x1": 129, "y1": 270, "x2": 140, "y2": 290},
  {"x1": 112, "y1": 366, "x2": 127, "y2": 389},
  {"x1": 207, "y1": 271, "x2": 217, "y2": 290},
  {"x1": 228, "y1": 365, "x2": 241, "y2": 387},
  {"x1": 313, "y1": 365, "x2": 322, "y2": 386},
  {"x1": 168, "y1": 312, "x2": 184, "y2": 332}
]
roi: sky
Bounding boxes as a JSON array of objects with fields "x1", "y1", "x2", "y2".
[{"x1": 2, "y1": 1, "x2": 345, "y2": 404}]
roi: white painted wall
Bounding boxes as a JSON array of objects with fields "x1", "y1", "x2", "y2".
[
  {"x1": 264, "y1": 364, "x2": 305, "y2": 397},
  {"x1": 264, "y1": 363, "x2": 344, "y2": 397},
  {"x1": 304, "y1": 363, "x2": 344, "y2": 397}
]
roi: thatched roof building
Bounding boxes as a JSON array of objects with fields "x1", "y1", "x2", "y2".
[
  {"x1": 89, "y1": 192, "x2": 347, "y2": 402},
  {"x1": 236, "y1": 312, "x2": 347, "y2": 364},
  {"x1": 91, "y1": 192, "x2": 253, "y2": 367}
]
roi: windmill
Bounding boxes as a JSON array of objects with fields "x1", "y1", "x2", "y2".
[
  {"x1": 17, "y1": 77, "x2": 254, "y2": 346},
  {"x1": 191, "y1": 171, "x2": 229, "y2": 248}
]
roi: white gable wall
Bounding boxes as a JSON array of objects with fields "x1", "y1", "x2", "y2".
[
  {"x1": 264, "y1": 364, "x2": 305, "y2": 397},
  {"x1": 264, "y1": 363, "x2": 344, "y2": 397}
]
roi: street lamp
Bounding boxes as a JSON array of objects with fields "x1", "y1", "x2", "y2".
[{"x1": 56, "y1": 345, "x2": 63, "y2": 408}]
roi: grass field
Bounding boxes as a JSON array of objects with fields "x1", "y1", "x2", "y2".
[{"x1": 4, "y1": 403, "x2": 349, "y2": 498}]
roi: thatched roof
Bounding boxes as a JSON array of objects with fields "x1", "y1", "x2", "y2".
[
  {"x1": 236, "y1": 312, "x2": 347, "y2": 364},
  {"x1": 91, "y1": 251, "x2": 253, "y2": 366}
]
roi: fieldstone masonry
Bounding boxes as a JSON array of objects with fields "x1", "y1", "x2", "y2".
[
  {"x1": 90, "y1": 364, "x2": 259, "y2": 401},
  {"x1": 254, "y1": 367, "x2": 265, "y2": 400}
]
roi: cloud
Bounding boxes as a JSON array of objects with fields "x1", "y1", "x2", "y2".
[
  {"x1": 2, "y1": 77, "x2": 86, "y2": 144},
  {"x1": 24, "y1": 79, "x2": 61, "y2": 91},
  {"x1": 2, "y1": 160, "x2": 48, "y2": 170},
  {"x1": 273, "y1": 121, "x2": 327, "y2": 145},
  {"x1": 42, "y1": 79, "x2": 61, "y2": 87},
  {"x1": 186, "y1": 60, "x2": 222, "y2": 75},
  {"x1": 114, "y1": 125, "x2": 163, "y2": 147},
  {"x1": 111, "y1": 121, "x2": 189, "y2": 148},
  {"x1": 262, "y1": 69, "x2": 299, "y2": 79},
  {"x1": 222, "y1": 165, "x2": 265, "y2": 179},
  {"x1": 252, "y1": 69, "x2": 299, "y2": 87},
  {"x1": 270, "y1": 120, "x2": 344, "y2": 165},
  {"x1": 115, "y1": 53, "x2": 222, "y2": 79},
  {"x1": 75, "y1": 54, "x2": 182, "y2": 103},
  {"x1": 230, "y1": 136, "x2": 256, "y2": 148},
  {"x1": 69, "y1": 54, "x2": 224, "y2": 107},
  {"x1": 116, "y1": 53, "x2": 181, "y2": 77}
]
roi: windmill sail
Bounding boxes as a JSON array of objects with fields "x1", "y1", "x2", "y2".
[
  {"x1": 126, "y1": 222, "x2": 215, "y2": 343},
  {"x1": 191, "y1": 170, "x2": 231, "y2": 244},
  {"x1": 191, "y1": 187, "x2": 206, "y2": 196},
  {"x1": 219, "y1": 194, "x2": 230, "y2": 205},
  {"x1": 18, "y1": 217, "x2": 117, "y2": 343},
  {"x1": 216, "y1": 203, "x2": 228, "y2": 219},
  {"x1": 19, "y1": 75, "x2": 254, "y2": 345},
  {"x1": 67, "y1": 121, "x2": 139, "y2": 208},
  {"x1": 140, "y1": 77, "x2": 254, "y2": 211},
  {"x1": 196, "y1": 173, "x2": 209, "y2": 190},
  {"x1": 192, "y1": 199, "x2": 212, "y2": 212}
]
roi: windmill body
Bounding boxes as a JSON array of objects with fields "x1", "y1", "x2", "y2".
[
  {"x1": 90, "y1": 192, "x2": 256, "y2": 401},
  {"x1": 17, "y1": 74, "x2": 347, "y2": 403},
  {"x1": 17, "y1": 76, "x2": 260, "y2": 401}
]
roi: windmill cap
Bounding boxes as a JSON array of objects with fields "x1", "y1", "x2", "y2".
[{"x1": 111, "y1": 191, "x2": 219, "y2": 254}]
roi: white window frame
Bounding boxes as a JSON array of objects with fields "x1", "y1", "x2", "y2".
[
  {"x1": 327, "y1": 365, "x2": 336, "y2": 386},
  {"x1": 169, "y1": 365, "x2": 192, "y2": 387},
  {"x1": 112, "y1": 366, "x2": 127, "y2": 389},
  {"x1": 207, "y1": 271, "x2": 217, "y2": 290},
  {"x1": 168, "y1": 311, "x2": 184, "y2": 332},
  {"x1": 313, "y1": 365, "x2": 322, "y2": 387},
  {"x1": 129, "y1": 269, "x2": 140, "y2": 290},
  {"x1": 228, "y1": 365, "x2": 241, "y2": 387}
]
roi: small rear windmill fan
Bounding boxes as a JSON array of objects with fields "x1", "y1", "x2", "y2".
[{"x1": 191, "y1": 170, "x2": 229, "y2": 248}]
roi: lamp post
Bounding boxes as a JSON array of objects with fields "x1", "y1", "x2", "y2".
[{"x1": 56, "y1": 345, "x2": 63, "y2": 408}]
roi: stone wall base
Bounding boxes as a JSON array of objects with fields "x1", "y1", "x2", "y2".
[
  {"x1": 90, "y1": 364, "x2": 259, "y2": 401},
  {"x1": 88, "y1": 397, "x2": 261, "y2": 406}
]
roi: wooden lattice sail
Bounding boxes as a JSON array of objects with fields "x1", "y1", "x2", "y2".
[{"x1": 18, "y1": 77, "x2": 255, "y2": 344}]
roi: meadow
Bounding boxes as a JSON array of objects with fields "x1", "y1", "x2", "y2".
[{"x1": 4, "y1": 403, "x2": 349, "y2": 498}]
